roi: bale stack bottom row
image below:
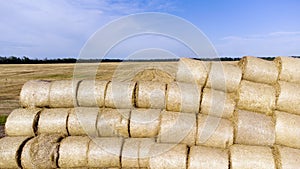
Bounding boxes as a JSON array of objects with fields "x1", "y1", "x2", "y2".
[{"x1": 1, "y1": 135, "x2": 300, "y2": 169}]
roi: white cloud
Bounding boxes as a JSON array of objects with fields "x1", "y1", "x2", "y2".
[
  {"x1": 268, "y1": 31, "x2": 300, "y2": 36},
  {"x1": 0, "y1": 0, "x2": 177, "y2": 58},
  {"x1": 216, "y1": 31, "x2": 300, "y2": 57}
]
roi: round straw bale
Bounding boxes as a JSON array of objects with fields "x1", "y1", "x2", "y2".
[
  {"x1": 138, "y1": 138, "x2": 156, "y2": 168},
  {"x1": 166, "y1": 82, "x2": 201, "y2": 113},
  {"x1": 136, "y1": 81, "x2": 166, "y2": 109},
  {"x1": 0, "y1": 136, "x2": 31, "y2": 168},
  {"x1": 230, "y1": 144, "x2": 276, "y2": 169},
  {"x1": 206, "y1": 62, "x2": 242, "y2": 92},
  {"x1": 274, "y1": 111, "x2": 300, "y2": 149},
  {"x1": 77, "y1": 80, "x2": 108, "y2": 107},
  {"x1": 158, "y1": 111, "x2": 196, "y2": 146},
  {"x1": 132, "y1": 68, "x2": 175, "y2": 84},
  {"x1": 68, "y1": 107, "x2": 99, "y2": 136},
  {"x1": 237, "y1": 80, "x2": 276, "y2": 115},
  {"x1": 276, "y1": 81, "x2": 300, "y2": 115},
  {"x1": 121, "y1": 138, "x2": 140, "y2": 168},
  {"x1": 275, "y1": 145, "x2": 300, "y2": 169},
  {"x1": 66, "y1": 109, "x2": 80, "y2": 134},
  {"x1": 105, "y1": 81, "x2": 136, "y2": 109},
  {"x1": 20, "y1": 80, "x2": 51, "y2": 108},
  {"x1": 235, "y1": 110, "x2": 275, "y2": 146},
  {"x1": 197, "y1": 114, "x2": 233, "y2": 148},
  {"x1": 275, "y1": 56, "x2": 300, "y2": 83},
  {"x1": 188, "y1": 146, "x2": 228, "y2": 169},
  {"x1": 149, "y1": 143, "x2": 187, "y2": 169},
  {"x1": 49, "y1": 80, "x2": 80, "y2": 108},
  {"x1": 239, "y1": 56, "x2": 278, "y2": 84},
  {"x1": 20, "y1": 138, "x2": 35, "y2": 169},
  {"x1": 20, "y1": 138, "x2": 36, "y2": 169},
  {"x1": 88, "y1": 137, "x2": 123, "y2": 168},
  {"x1": 5, "y1": 108, "x2": 41, "y2": 136},
  {"x1": 130, "y1": 109, "x2": 160, "y2": 138},
  {"x1": 201, "y1": 88, "x2": 236, "y2": 118},
  {"x1": 97, "y1": 109, "x2": 130, "y2": 137},
  {"x1": 37, "y1": 108, "x2": 69, "y2": 135},
  {"x1": 58, "y1": 136, "x2": 90, "y2": 168},
  {"x1": 176, "y1": 58, "x2": 211, "y2": 87},
  {"x1": 121, "y1": 138, "x2": 155, "y2": 168},
  {"x1": 21, "y1": 134, "x2": 63, "y2": 169},
  {"x1": 67, "y1": 109, "x2": 83, "y2": 136}
]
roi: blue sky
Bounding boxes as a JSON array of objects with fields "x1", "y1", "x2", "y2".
[{"x1": 0, "y1": 0, "x2": 299, "y2": 59}]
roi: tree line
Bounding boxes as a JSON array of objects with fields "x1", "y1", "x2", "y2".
[
  {"x1": 0, "y1": 56, "x2": 77, "y2": 64},
  {"x1": 0, "y1": 56, "x2": 299, "y2": 64}
]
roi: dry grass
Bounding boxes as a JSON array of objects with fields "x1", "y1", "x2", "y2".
[
  {"x1": 0, "y1": 62, "x2": 177, "y2": 115},
  {"x1": 0, "y1": 115, "x2": 6, "y2": 125}
]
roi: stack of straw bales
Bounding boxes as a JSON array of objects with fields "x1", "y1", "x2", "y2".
[{"x1": 1, "y1": 56, "x2": 300, "y2": 169}]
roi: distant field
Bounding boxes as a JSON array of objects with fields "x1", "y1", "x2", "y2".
[{"x1": 0, "y1": 62, "x2": 177, "y2": 115}]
